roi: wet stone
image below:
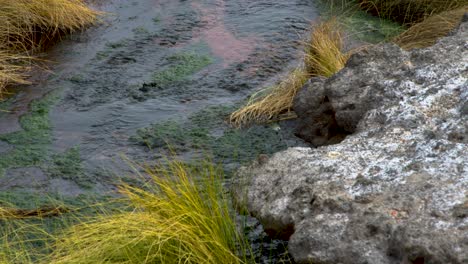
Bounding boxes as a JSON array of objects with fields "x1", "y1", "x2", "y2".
[
  {"x1": 48, "y1": 178, "x2": 85, "y2": 197},
  {"x1": 0, "y1": 141, "x2": 12, "y2": 154},
  {"x1": 0, "y1": 167, "x2": 49, "y2": 190}
]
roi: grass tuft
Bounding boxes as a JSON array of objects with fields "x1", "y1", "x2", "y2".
[
  {"x1": 49, "y1": 160, "x2": 250, "y2": 264},
  {"x1": 0, "y1": 0, "x2": 100, "y2": 98},
  {"x1": 229, "y1": 68, "x2": 310, "y2": 127},
  {"x1": 304, "y1": 18, "x2": 350, "y2": 77},
  {"x1": 230, "y1": 19, "x2": 349, "y2": 127},
  {"x1": 393, "y1": 7, "x2": 468, "y2": 49}
]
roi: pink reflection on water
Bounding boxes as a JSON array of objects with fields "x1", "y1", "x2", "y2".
[{"x1": 192, "y1": 0, "x2": 258, "y2": 67}]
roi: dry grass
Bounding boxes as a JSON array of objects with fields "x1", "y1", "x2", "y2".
[
  {"x1": 0, "y1": 206, "x2": 69, "y2": 220},
  {"x1": 49, "y1": 160, "x2": 249, "y2": 264},
  {"x1": 229, "y1": 19, "x2": 349, "y2": 127},
  {"x1": 394, "y1": 7, "x2": 467, "y2": 49},
  {"x1": 229, "y1": 68, "x2": 310, "y2": 127},
  {"x1": 359, "y1": 0, "x2": 468, "y2": 25},
  {"x1": 304, "y1": 18, "x2": 351, "y2": 77},
  {"x1": 0, "y1": 51, "x2": 32, "y2": 93},
  {"x1": 0, "y1": 0, "x2": 99, "y2": 98}
]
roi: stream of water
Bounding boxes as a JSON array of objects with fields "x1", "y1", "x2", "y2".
[
  {"x1": 0, "y1": 0, "x2": 318, "y2": 196},
  {"x1": 0, "y1": 0, "x2": 319, "y2": 262}
]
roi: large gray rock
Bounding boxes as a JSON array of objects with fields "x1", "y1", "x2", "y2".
[{"x1": 234, "y1": 20, "x2": 468, "y2": 264}]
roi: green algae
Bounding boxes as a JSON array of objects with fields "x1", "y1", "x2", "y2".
[
  {"x1": 94, "y1": 50, "x2": 112, "y2": 60},
  {"x1": 132, "y1": 105, "x2": 287, "y2": 169},
  {"x1": 94, "y1": 38, "x2": 132, "y2": 60},
  {"x1": 134, "y1": 120, "x2": 210, "y2": 151},
  {"x1": 0, "y1": 93, "x2": 59, "y2": 176},
  {"x1": 48, "y1": 147, "x2": 91, "y2": 188},
  {"x1": 151, "y1": 52, "x2": 213, "y2": 87},
  {"x1": 0, "y1": 93, "x2": 92, "y2": 188}
]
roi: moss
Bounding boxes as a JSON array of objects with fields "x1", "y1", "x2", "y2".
[
  {"x1": 132, "y1": 105, "x2": 287, "y2": 169},
  {"x1": 0, "y1": 93, "x2": 59, "y2": 175},
  {"x1": 151, "y1": 52, "x2": 213, "y2": 87},
  {"x1": 47, "y1": 147, "x2": 92, "y2": 188}
]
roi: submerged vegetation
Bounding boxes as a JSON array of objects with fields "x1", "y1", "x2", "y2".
[
  {"x1": 0, "y1": 92, "x2": 58, "y2": 176},
  {"x1": 133, "y1": 105, "x2": 288, "y2": 169},
  {"x1": 0, "y1": 0, "x2": 99, "y2": 98},
  {"x1": 229, "y1": 0, "x2": 468, "y2": 127},
  {"x1": 152, "y1": 52, "x2": 213, "y2": 87}
]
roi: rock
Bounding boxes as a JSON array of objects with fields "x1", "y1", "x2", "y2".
[
  {"x1": 234, "y1": 20, "x2": 468, "y2": 264},
  {"x1": 293, "y1": 77, "x2": 349, "y2": 146},
  {"x1": 0, "y1": 141, "x2": 12, "y2": 154},
  {"x1": 0, "y1": 167, "x2": 49, "y2": 190}
]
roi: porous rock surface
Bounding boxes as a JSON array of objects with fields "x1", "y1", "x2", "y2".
[{"x1": 233, "y1": 20, "x2": 468, "y2": 264}]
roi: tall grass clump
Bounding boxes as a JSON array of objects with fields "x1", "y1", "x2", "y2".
[
  {"x1": 230, "y1": 19, "x2": 349, "y2": 127},
  {"x1": 0, "y1": 0, "x2": 99, "y2": 51},
  {"x1": 304, "y1": 18, "x2": 350, "y2": 77},
  {"x1": 393, "y1": 7, "x2": 468, "y2": 49},
  {"x1": 49, "y1": 160, "x2": 250, "y2": 264},
  {"x1": 0, "y1": 0, "x2": 99, "y2": 98}
]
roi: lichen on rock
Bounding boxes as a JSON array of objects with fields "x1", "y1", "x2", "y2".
[{"x1": 233, "y1": 18, "x2": 468, "y2": 264}]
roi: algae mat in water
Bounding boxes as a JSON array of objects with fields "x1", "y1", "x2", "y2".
[
  {"x1": 0, "y1": 93, "x2": 58, "y2": 173},
  {"x1": 132, "y1": 105, "x2": 289, "y2": 170},
  {"x1": 0, "y1": 93, "x2": 91, "y2": 188},
  {"x1": 152, "y1": 52, "x2": 213, "y2": 87}
]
